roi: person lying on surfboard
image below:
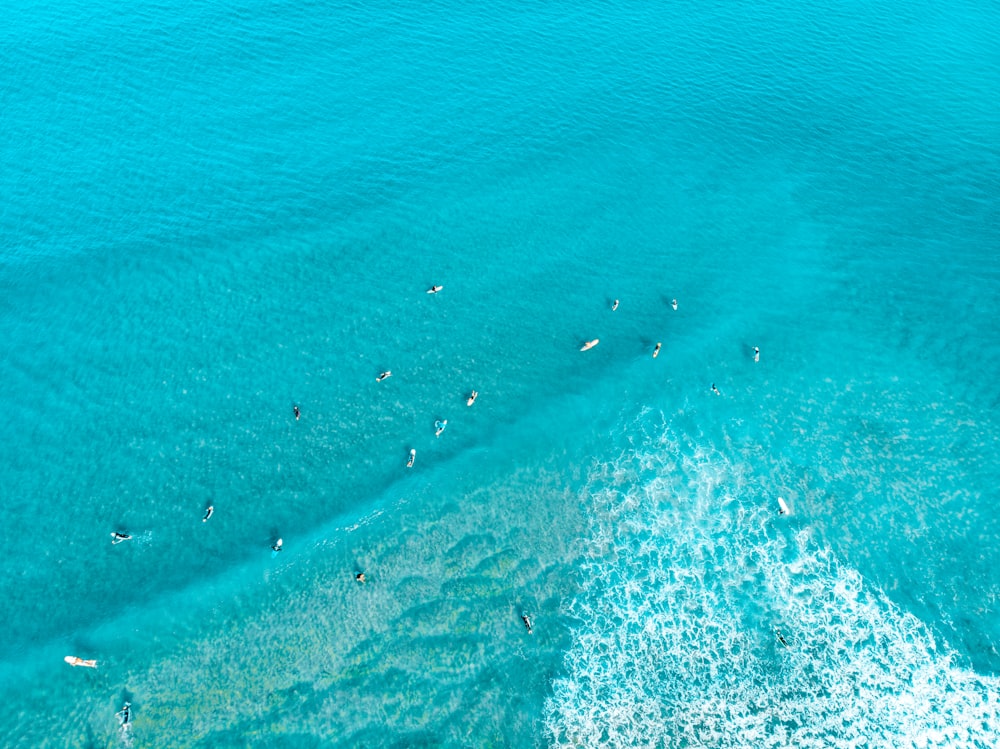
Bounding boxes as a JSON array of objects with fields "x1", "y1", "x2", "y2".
[
  {"x1": 376, "y1": 371, "x2": 392, "y2": 382},
  {"x1": 64, "y1": 656, "x2": 98, "y2": 668},
  {"x1": 111, "y1": 532, "x2": 131, "y2": 545},
  {"x1": 466, "y1": 390, "x2": 478, "y2": 406},
  {"x1": 426, "y1": 285, "x2": 443, "y2": 294},
  {"x1": 580, "y1": 339, "x2": 599, "y2": 351}
]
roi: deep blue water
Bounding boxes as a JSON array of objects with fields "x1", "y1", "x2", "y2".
[{"x1": 2, "y1": 1, "x2": 999, "y2": 746}]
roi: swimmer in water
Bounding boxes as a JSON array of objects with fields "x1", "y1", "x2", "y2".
[
  {"x1": 671, "y1": 298, "x2": 678, "y2": 310},
  {"x1": 407, "y1": 448, "x2": 415, "y2": 468},
  {"x1": 711, "y1": 383, "x2": 721, "y2": 396},
  {"x1": 611, "y1": 299, "x2": 619, "y2": 311},
  {"x1": 111, "y1": 532, "x2": 132, "y2": 545},
  {"x1": 376, "y1": 371, "x2": 392, "y2": 382},
  {"x1": 466, "y1": 390, "x2": 478, "y2": 406},
  {"x1": 653, "y1": 342, "x2": 662, "y2": 359},
  {"x1": 293, "y1": 405, "x2": 301, "y2": 420},
  {"x1": 427, "y1": 285, "x2": 443, "y2": 294},
  {"x1": 202, "y1": 505, "x2": 214, "y2": 522},
  {"x1": 753, "y1": 346, "x2": 760, "y2": 363},
  {"x1": 64, "y1": 656, "x2": 98, "y2": 669},
  {"x1": 271, "y1": 538, "x2": 283, "y2": 553},
  {"x1": 356, "y1": 572, "x2": 366, "y2": 584},
  {"x1": 521, "y1": 613, "x2": 534, "y2": 634},
  {"x1": 776, "y1": 629, "x2": 788, "y2": 648},
  {"x1": 434, "y1": 419, "x2": 448, "y2": 437}
]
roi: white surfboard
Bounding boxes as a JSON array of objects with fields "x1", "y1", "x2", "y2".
[{"x1": 777, "y1": 496, "x2": 790, "y2": 515}]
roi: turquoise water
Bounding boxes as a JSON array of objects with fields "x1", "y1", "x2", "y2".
[{"x1": 2, "y1": 0, "x2": 999, "y2": 746}]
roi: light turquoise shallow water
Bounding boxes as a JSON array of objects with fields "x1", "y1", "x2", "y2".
[{"x1": 2, "y1": 0, "x2": 999, "y2": 746}]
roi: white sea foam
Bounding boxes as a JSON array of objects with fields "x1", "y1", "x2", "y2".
[{"x1": 545, "y1": 417, "x2": 1000, "y2": 748}]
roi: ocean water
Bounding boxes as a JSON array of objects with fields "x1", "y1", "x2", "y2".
[{"x1": 2, "y1": 0, "x2": 999, "y2": 746}]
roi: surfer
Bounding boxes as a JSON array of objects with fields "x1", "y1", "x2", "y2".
[
  {"x1": 64, "y1": 656, "x2": 98, "y2": 669},
  {"x1": 653, "y1": 342, "x2": 661, "y2": 359},
  {"x1": 356, "y1": 572, "x2": 366, "y2": 584},
  {"x1": 202, "y1": 505, "x2": 214, "y2": 522},
  {"x1": 776, "y1": 629, "x2": 788, "y2": 648},
  {"x1": 118, "y1": 701, "x2": 132, "y2": 727},
  {"x1": 466, "y1": 390, "x2": 478, "y2": 407},
  {"x1": 753, "y1": 346, "x2": 760, "y2": 363},
  {"x1": 407, "y1": 449, "x2": 416, "y2": 468},
  {"x1": 521, "y1": 614, "x2": 534, "y2": 634},
  {"x1": 427, "y1": 285, "x2": 443, "y2": 294},
  {"x1": 434, "y1": 419, "x2": 448, "y2": 437},
  {"x1": 611, "y1": 299, "x2": 619, "y2": 311},
  {"x1": 580, "y1": 339, "x2": 599, "y2": 351},
  {"x1": 376, "y1": 371, "x2": 392, "y2": 382},
  {"x1": 111, "y1": 532, "x2": 132, "y2": 545},
  {"x1": 271, "y1": 538, "x2": 283, "y2": 553},
  {"x1": 777, "y1": 496, "x2": 790, "y2": 515},
  {"x1": 293, "y1": 405, "x2": 301, "y2": 420},
  {"x1": 671, "y1": 298, "x2": 678, "y2": 311},
  {"x1": 711, "y1": 383, "x2": 721, "y2": 396}
]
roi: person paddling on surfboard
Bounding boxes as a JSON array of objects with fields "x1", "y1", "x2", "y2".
[
  {"x1": 466, "y1": 390, "x2": 478, "y2": 407},
  {"x1": 426, "y1": 285, "x2": 443, "y2": 294},
  {"x1": 293, "y1": 405, "x2": 301, "y2": 420},
  {"x1": 271, "y1": 538, "x2": 283, "y2": 554},
  {"x1": 64, "y1": 656, "x2": 98, "y2": 668},
  {"x1": 111, "y1": 531, "x2": 132, "y2": 545},
  {"x1": 202, "y1": 505, "x2": 214, "y2": 522},
  {"x1": 753, "y1": 346, "x2": 760, "y2": 363},
  {"x1": 580, "y1": 339, "x2": 599, "y2": 351},
  {"x1": 407, "y1": 449, "x2": 416, "y2": 468},
  {"x1": 611, "y1": 299, "x2": 619, "y2": 311},
  {"x1": 521, "y1": 613, "x2": 534, "y2": 634},
  {"x1": 653, "y1": 342, "x2": 661, "y2": 359},
  {"x1": 376, "y1": 371, "x2": 392, "y2": 382},
  {"x1": 434, "y1": 419, "x2": 447, "y2": 437}
]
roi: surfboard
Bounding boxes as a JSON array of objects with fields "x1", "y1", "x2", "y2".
[
  {"x1": 426, "y1": 285, "x2": 443, "y2": 294},
  {"x1": 64, "y1": 655, "x2": 97, "y2": 668},
  {"x1": 466, "y1": 391, "x2": 478, "y2": 406},
  {"x1": 407, "y1": 449, "x2": 415, "y2": 467},
  {"x1": 777, "y1": 497, "x2": 790, "y2": 515},
  {"x1": 580, "y1": 339, "x2": 599, "y2": 351}
]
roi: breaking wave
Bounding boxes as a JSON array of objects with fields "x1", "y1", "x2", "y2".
[{"x1": 545, "y1": 411, "x2": 1000, "y2": 748}]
